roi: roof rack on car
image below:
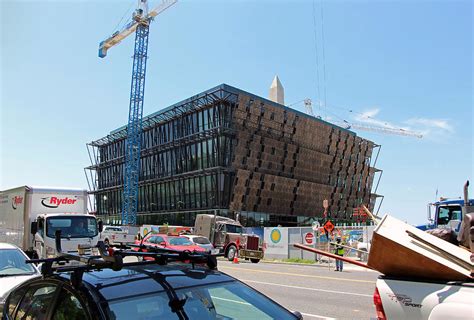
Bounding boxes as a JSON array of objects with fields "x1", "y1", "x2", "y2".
[{"x1": 26, "y1": 230, "x2": 221, "y2": 288}]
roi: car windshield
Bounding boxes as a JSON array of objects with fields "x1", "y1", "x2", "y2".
[
  {"x1": 46, "y1": 216, "x2": 98, "y2": 238},
  {"x1": 0, "y1": 249, "x2": 37, "y2": 277},
  {"x1": 107, "y1": 280, "x2": 297, "y2": 320},
  {"x1": 191, "y1": 237, "x2": 211, "y2": 245},
  {"x1": 168, "y1": 237, "x2": 193, "y2": 246}
]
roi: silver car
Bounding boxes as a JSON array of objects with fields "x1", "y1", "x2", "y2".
[
  {"x1": 0, "y1": 243, "x2": 40, "y2": 313},
  {"x1": 183, "y1": 235, "x2": 219, "y2": 254}
]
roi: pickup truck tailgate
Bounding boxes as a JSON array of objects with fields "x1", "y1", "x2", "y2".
[{"x1": 377, "y1": 278, "x2": 474, "y2": 320}]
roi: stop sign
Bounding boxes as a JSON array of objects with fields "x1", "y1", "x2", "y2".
[{"x1": 304, "y1": 232, "x2": 314, "y2": 244}]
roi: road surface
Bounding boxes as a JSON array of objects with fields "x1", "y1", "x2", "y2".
[{"x1": 218, "y1": 260, "x2": 379, "y2": 320}]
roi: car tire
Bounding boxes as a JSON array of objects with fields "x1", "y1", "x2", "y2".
[
  {"x1": 250, "y1": 259, "x2": 260, "y2": 264},
  {"x1": 227, "y1": 245, "x2": 237, "y2": 261}
]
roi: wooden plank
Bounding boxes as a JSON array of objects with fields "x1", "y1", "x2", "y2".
[{"x1": 368, "y1": 215, "x2": 473, "y2": 281}]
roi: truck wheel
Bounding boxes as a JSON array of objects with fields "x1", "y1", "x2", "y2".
[
  {"x1": 227, "y1": 245, "x2": 237, "y2": 261},
  {"x1": 250, "y1": 259, "x2": 260, "y2": 263}
]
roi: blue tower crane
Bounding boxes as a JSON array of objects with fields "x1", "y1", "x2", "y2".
[{"x1": 99, "y1": 0, "x2": 177, "y2": 225}]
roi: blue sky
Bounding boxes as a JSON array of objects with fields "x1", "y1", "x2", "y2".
[{"x1": 1, "y1": 0, "x2": 472, "y2": 225}]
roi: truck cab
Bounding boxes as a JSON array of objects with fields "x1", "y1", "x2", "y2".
[
  {"x1": 31, "y1": 213, "x2": 100, "y2": 258},
  {"x1": 420, "y1": 198, "x2": 474, "y2": 232},
  {"x1": 194, "y1": 214, "x2": 264, "y2": 263},
  {"x1": 214, "y1": 221, "x2": 244, "y2": 249}
]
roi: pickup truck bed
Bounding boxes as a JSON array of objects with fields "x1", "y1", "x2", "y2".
[
  {"x1": 100, "y1": 226, "x2": 136, "y2": 245},
  {"x1": 376, "y1": 276, "x2": 474, "y2": 320}
]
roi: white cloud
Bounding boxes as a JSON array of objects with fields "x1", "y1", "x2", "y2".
[
  {"x1": 350, "y1": 108, "x2": 454, "y2": 139},
  {"x1": 354, "y1": 108, "x2": 401, "y2": 130},
  {"x1": 404, "y1": 118, "x2": 454, "y2": 133}
]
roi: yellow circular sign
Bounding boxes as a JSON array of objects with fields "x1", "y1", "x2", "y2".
[{"x1": 270, "y1": 229, "x2": 281, "y2": 243}]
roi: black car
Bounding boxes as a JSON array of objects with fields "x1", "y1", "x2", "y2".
[{"x1": 2, "y1": 245, "x2": 301, "y2": 320}]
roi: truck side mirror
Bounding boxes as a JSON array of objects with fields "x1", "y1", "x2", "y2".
[
  {"x1": 98, "y1": 220, "x2": 103, "y2": 233},
  {"x1": 31, "y1": 221, "x2": 38, "y2": 235}
]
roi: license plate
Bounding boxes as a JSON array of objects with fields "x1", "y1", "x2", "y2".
[{"x1": 211, "y1": 249, "x2": 220, "y2": 255}]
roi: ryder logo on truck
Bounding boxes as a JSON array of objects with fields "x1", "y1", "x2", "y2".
[
  {"x1": 41, "y1": 196, "x2": 78, "y2": 208},
  {"x1": 11, "y1": 196, "x2": 24, "y2": 210}
]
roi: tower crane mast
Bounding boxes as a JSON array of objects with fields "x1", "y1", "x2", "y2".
[{"x1": 99, "y1": 0, "x2": 177, "y2": 226}]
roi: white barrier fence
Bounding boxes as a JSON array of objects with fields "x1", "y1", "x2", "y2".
[{"x1": 263, "y1": 225, "x2": 375, "y2": 261}]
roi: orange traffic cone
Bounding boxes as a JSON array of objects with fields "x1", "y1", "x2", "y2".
[{"x1": 233, "y1": 251, "x2": 239, "y2": 264}]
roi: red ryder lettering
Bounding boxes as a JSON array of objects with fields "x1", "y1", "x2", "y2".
[
  {"x1": 41, "y1": 196, "x2": 78, "y2": 208},
  {"x1": 49, "y1": 197, "x2": 77, "y2": 205},
  {"x1": 13, "y1": 196, "x2": 23, "y2": 205}
]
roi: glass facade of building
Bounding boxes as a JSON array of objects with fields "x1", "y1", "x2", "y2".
[{"x1": 86, "y1": 84, "x2": 380, "y2": 227}]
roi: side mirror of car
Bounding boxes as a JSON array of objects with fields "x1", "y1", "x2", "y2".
[
  {"x1": 159, "y1": 241, "x2": 166, "y2": 247},
  {"x1": 31, "y1": 221, "x2": 38, "y2": 235},
  {"x1": 98, "y1": 220, "x2": 103, "y2": 233},
  {"x1": 292, "y1": 311, "x2": 303, "y2": 320}
]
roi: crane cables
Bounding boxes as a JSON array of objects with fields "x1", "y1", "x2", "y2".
[
  {"x1": 110, "y1": 1, "x2": 136, "y2": 35},
  {"x1": 311, "y1": 1, "x2": 322, "y2": 118},
  {"x1": 311, "y1": 0, "x2": 328, "y2": 120}
]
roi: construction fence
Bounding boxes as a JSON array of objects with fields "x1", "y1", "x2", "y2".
[{"x1": 260, "y1": 225, "x2": 375, "y2": 262}]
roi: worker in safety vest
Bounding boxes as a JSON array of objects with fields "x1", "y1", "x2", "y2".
[{"x1": 333, "y1": 237, "x2": 344, "y2": 271}]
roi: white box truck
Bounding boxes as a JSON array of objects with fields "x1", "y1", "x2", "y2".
[{"x1": 0, "y1": 186, "x2": 101, "y2": 258}]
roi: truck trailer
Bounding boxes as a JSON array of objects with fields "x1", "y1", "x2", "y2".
[{"x1": 0, "y1": 186, "x2": 100, "y2": 258}]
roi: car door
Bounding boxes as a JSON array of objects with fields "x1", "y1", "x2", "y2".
[
  {"x1": 7, "y1": 283, "x2": 58, "y2": 320},
  {"x1": 5, "y1": 282, "x2": 92, "y2": 320},
  {"x1": 50, "y1": 286, "x2": 90, "y2": 320}
]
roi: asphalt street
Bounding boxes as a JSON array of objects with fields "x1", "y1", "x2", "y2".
[{"x1": 217, "y1": 259, "x2": 380, "y2": 320}]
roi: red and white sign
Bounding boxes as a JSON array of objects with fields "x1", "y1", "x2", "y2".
[{"x1": 304, "y1": 232, "x2": 314, "y2": 245}]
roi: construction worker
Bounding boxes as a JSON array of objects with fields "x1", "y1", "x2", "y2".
[{"x1": 333, "y1": 237, "x2": 344, "y2": 271}]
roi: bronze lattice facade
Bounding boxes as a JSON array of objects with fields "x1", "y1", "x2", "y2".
[{"x1": 86, "y1": 84, "x2": 380, "y2": 227}]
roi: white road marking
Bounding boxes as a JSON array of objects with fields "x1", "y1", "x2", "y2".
[
  {"x1": 220, "y1": 265, "x2": 374, "y2": 283},
  {"x1": 241, "y1": 279, "x2": 372, "y2": 298},
  {"x1": 297, "y1": 311, "x2": 337, "y2": 320}
]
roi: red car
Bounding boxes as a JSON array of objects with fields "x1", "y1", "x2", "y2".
[{"x1": 134, "y1": 234, "x2": 207, "y2": 253}]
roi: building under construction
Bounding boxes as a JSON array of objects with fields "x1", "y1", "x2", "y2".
[{"x1": 86, "y1": 83, "x2": 381, "y2": 227}]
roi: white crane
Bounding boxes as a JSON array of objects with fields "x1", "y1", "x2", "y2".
[{"x1": 303, "y1": 99, "x2": 423, "y2": 138}]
